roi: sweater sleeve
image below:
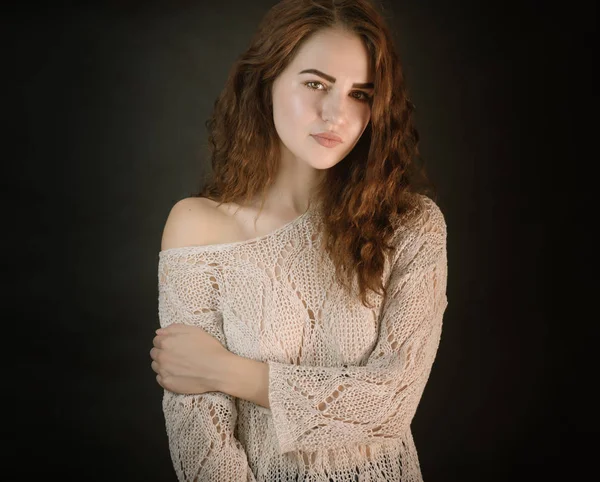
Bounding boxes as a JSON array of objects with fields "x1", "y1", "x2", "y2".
[
  {"x1": 158, "y1": 253, "x2": 257, "y2": 482},
  {"x1": 267, "y1": 198, "x2": 448, "y2": 454}
]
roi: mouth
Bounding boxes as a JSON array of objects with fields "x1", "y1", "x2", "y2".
[
  {"x1": 312, "y1": 132, "x2": 343, "y2": 142},
  {"x1": 311, "y1": 135, "x2": 342, "y2": 148}
]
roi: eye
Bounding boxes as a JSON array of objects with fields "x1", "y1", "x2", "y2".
[
  {"x1": 304, "y1": 81, "x2": 327, "y2": 91},
  {"x1": 351, "y1": 91, "x2": 372, "y2": 103}
]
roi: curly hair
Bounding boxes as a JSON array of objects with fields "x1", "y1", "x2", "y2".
[{"x1": 194, "y1": 0, "x2": 435, "y2": 308}]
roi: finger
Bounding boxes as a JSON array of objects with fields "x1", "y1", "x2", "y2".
[
  {"x1": 163, "y1": 323, "x2": 188, "y2": 334},
  {"x1": 153, "y1": 336, "x2": 162, "y2": 348},
  {"x1": 151, "y1": 360, "x2": 159, "y2": 374}
]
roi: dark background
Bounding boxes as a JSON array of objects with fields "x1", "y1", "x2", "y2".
[{"x1": 6, "y1": 0, "x2": 594, "y2": 480}]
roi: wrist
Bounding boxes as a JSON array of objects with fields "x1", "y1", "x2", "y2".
[
  {"x1": 218, "y1": 353, "x2": 270, "y2": 408},
  {"x1": 214, "y1": 352, "x2": 239, "y2": 394}
]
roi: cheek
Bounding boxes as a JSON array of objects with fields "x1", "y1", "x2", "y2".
[
  {"x1": 284, "y1": 90, "x2": 315, "y2": 123},
  {"x1": 350, "y1": 106, "x2": 371, "y2": 138},
  {"x1": 355, "y1": 102, "x2": 371, "y2": 122},
  {"x1": 273, "y1": 88, "x2": 315, "y2": 148},
  {"x1": 363, "y1": 108, "x2": 371, "y2": 125}
]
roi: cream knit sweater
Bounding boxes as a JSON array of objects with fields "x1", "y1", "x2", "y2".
[{"x1": 157, "y1": 195, "x2": 448, "y2": 482}]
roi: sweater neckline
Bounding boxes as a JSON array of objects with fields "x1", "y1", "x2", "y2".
[{"x1": 159, "y1": 202, "x2": 316, "y2": 256}]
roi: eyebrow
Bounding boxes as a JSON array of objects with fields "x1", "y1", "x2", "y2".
[{"x1": 298, "y1": 69, "x2": 374, "y2": 89}]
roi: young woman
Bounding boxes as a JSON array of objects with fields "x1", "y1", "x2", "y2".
[{"x1": 150, "y1": 0, "x2": 448, "y2": 480}]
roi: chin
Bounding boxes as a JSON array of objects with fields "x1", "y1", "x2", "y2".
[{"x1": 311, "y1": 156, "x2": 344, "y2": 170}]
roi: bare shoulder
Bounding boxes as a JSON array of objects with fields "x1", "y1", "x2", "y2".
[{"x1": 160, "y1": 197, "x2": 225, "y2": 251}]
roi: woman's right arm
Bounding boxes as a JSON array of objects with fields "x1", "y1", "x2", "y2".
[{"x1": 158, "y1": 198, "x2": 257, "y2": 482}]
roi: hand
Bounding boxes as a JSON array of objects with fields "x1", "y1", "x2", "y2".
[{"x1": 150, "y1": 323, "x2": 231, "y2": 395}]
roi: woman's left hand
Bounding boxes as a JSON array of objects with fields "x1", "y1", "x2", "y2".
[{"x1": 150, "y1": 323, "x2": 231, "y2": 395}]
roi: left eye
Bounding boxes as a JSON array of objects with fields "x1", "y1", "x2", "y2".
[{"x1": 350, "y1": 91, "x2": 369, "y2": 101}]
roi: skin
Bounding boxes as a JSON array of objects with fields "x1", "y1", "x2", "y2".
[{"x1": 151, "y1": 27, "x2": 374, "y2": 403}]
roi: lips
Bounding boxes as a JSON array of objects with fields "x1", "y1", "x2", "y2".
[
  {"x1": 312, "y1": 132, "x2": 342, "y2": 142},
  {"x1": 311, "y1": 135, "x2": 342, "y2": 148}
]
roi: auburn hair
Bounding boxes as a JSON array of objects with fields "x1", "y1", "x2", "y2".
[{"x1": 194, "y1": 0, "x2": 435, "y2": 308}]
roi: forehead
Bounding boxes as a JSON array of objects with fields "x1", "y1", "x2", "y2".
[{"x1": 289, "y1": 28, "x2": 372, "y2": 81}]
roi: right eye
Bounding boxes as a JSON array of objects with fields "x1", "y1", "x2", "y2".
[{"x1": 304, "y1": 81, "x2": 327, "y2": 91}]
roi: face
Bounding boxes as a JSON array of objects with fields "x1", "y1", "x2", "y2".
[{"x1": 271, "y1": 28, "x2": 373, "y2": 171}]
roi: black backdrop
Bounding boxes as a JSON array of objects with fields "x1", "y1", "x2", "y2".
[{"x1": 6, "y1": 0, "x2": 594, "y2": 480}]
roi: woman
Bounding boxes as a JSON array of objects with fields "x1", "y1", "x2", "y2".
[{"x1": 150, "y1": 0, "x2": 448, "y2": 480}]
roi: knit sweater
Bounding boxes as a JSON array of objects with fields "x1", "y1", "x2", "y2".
[{"x1": 157, "y1": 194, "x2": 448, "y2": 482}]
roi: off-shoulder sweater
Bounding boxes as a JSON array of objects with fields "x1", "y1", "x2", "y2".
[{"x1": 157, "y1": 195, "x2": 448, "y2": 482}]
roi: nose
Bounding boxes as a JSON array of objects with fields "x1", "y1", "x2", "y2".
[{"x1": 320, "y1": 91, "x2": 346, "y2": 126}]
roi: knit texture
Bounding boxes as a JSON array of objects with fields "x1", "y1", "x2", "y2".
[{"x1": 157, "y1": 195, "x2": 448, "y2": 482}]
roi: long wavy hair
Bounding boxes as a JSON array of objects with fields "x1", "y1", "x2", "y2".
[{"x1": 194, "y1": 0, "x2": 435, "y2": 308}]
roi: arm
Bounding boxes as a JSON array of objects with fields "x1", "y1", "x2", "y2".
[
  {"x1": 158, "y1": 199, "x2": 256, "y2": 482},
  {"x1": 239, "y1": 198, "x2": 448, "y2": 454},
  {"x1": 222, "y1": 355, "x2": 271, "y2": 409}
]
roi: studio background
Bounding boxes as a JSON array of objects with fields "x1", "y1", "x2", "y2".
[{"x1": 7, "y1": 0, "x2": 592, "y2": 480}]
